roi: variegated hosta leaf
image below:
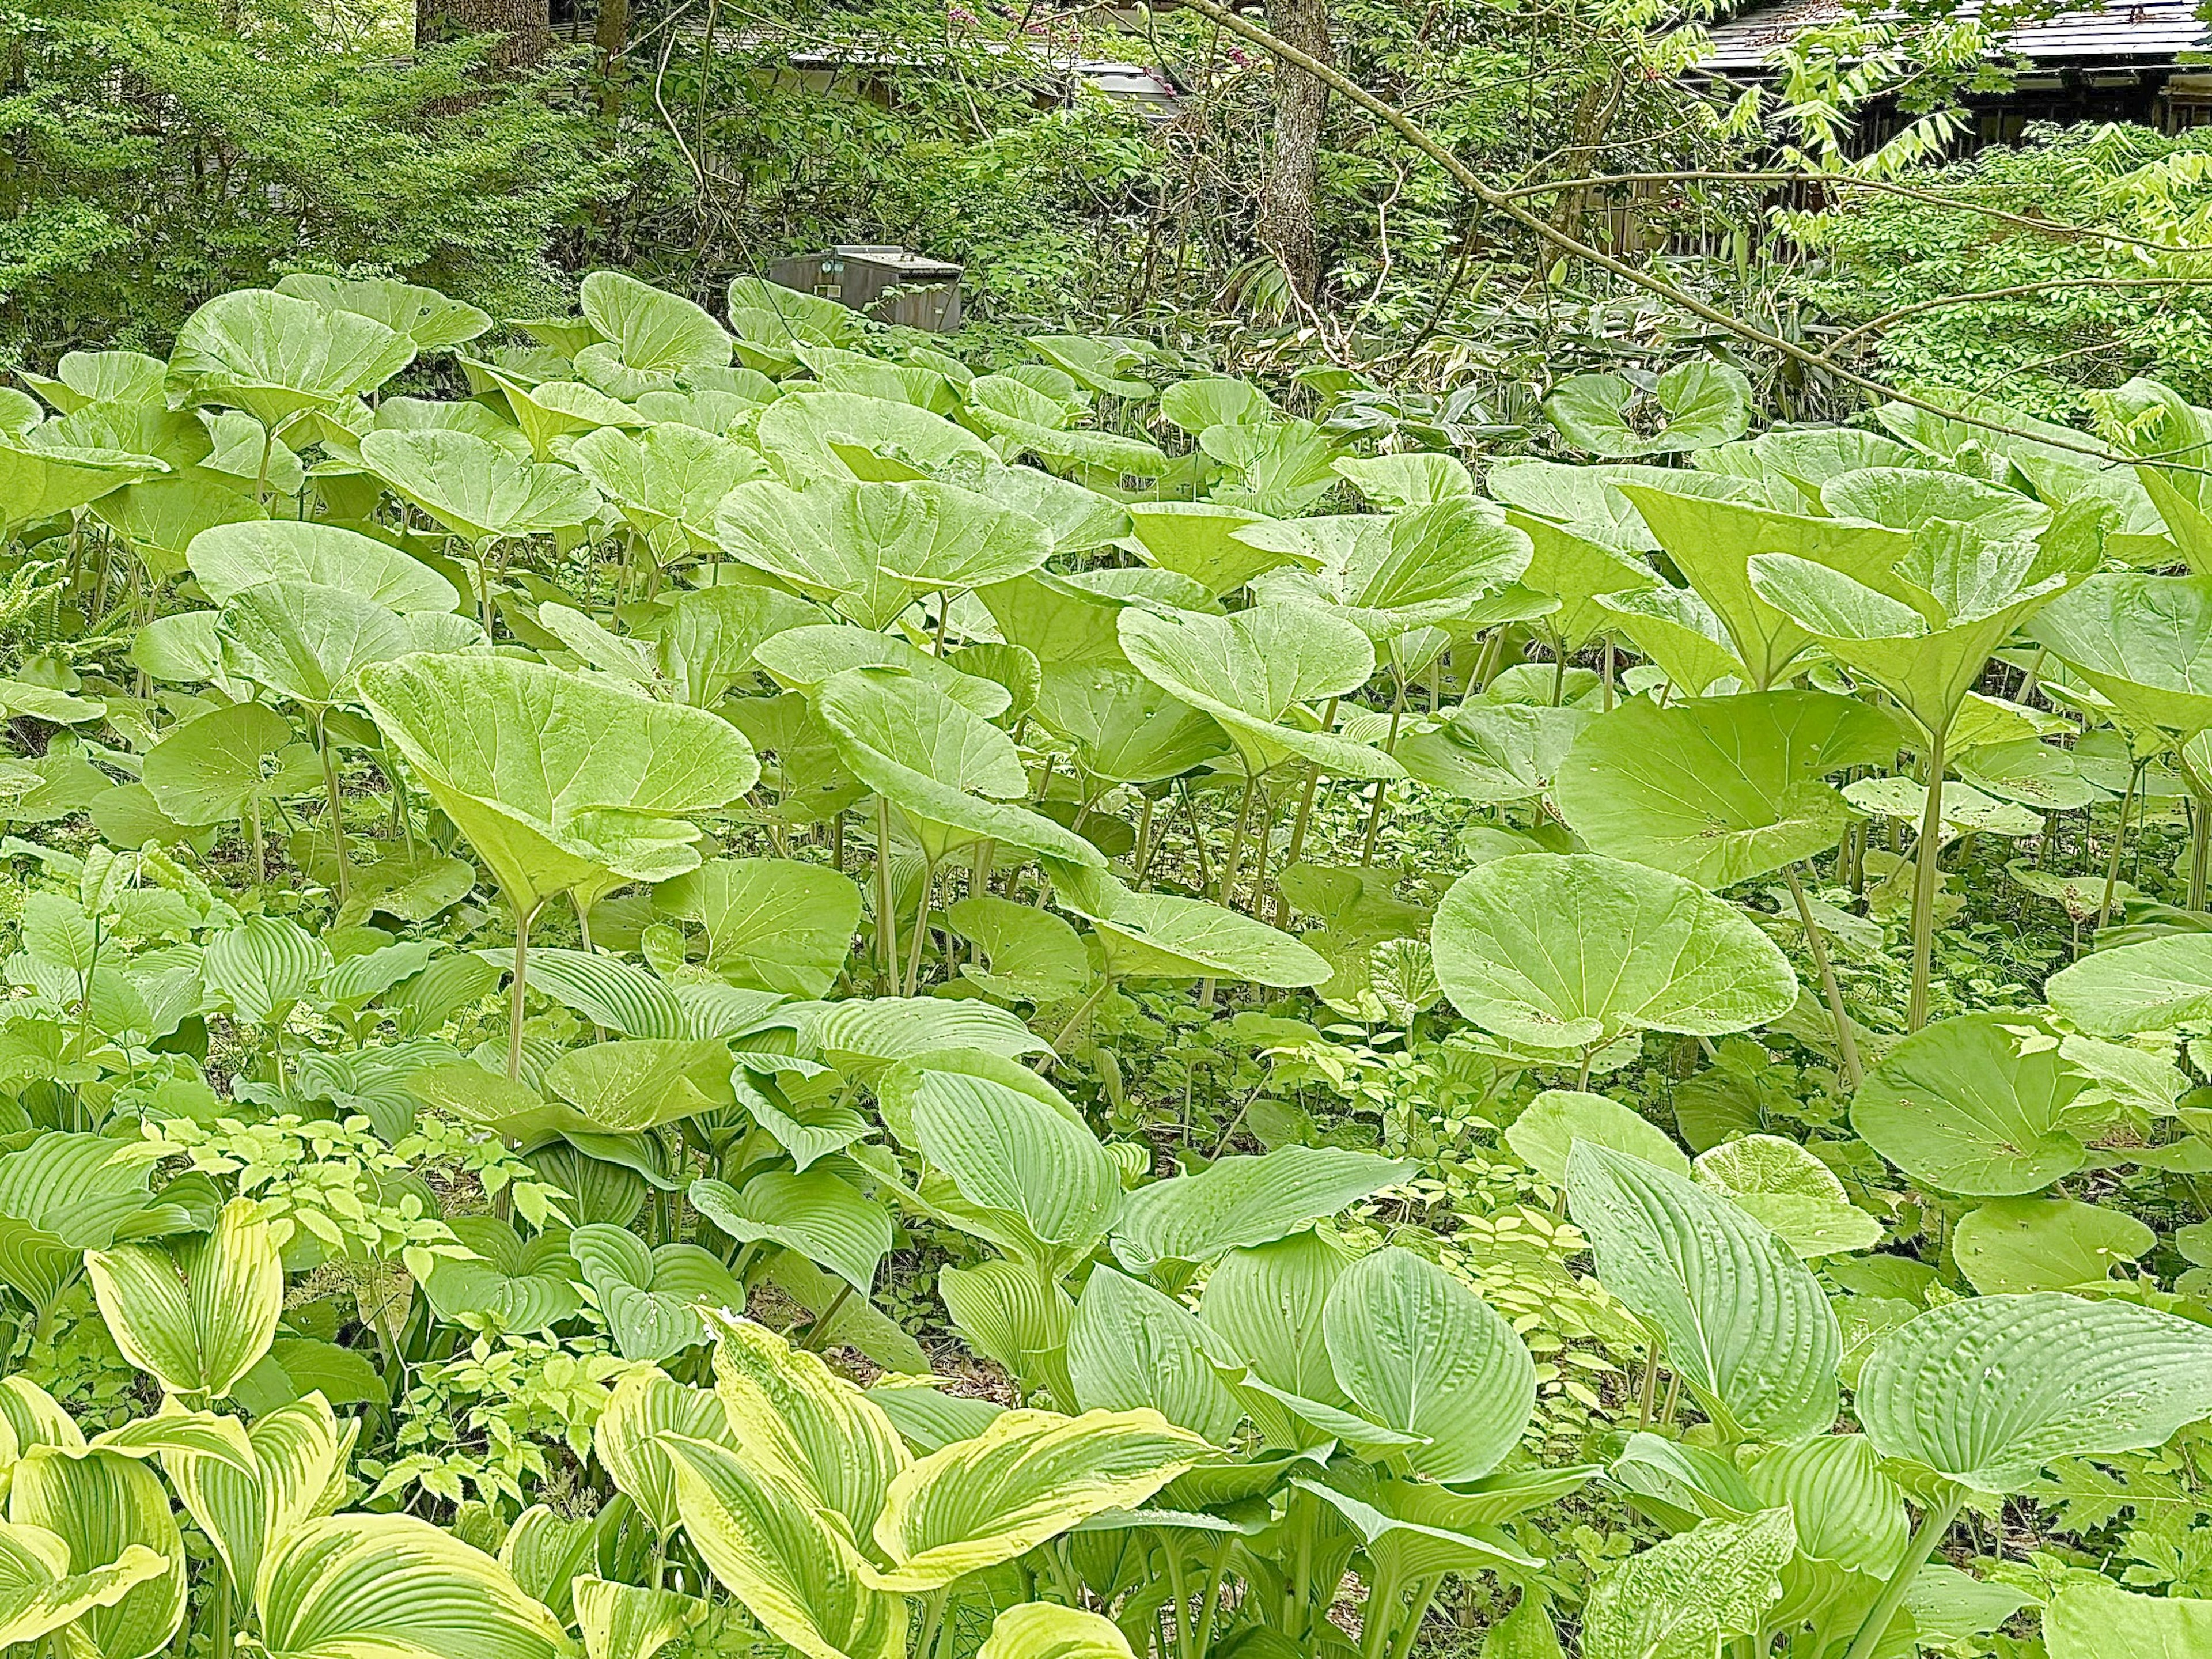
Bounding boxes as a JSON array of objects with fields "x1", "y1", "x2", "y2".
[
  {"x1": 254, "y1": 1514, "x2": 567, "y2": 1659},
  {"x1": 573, "y1": 1574, "x2": 702, "y2": 1659},
  {"x1": 6, "y1": 1448, "x2": 185, "y2": 1659},
  {"x1": 978, "y1": 1601, "x2": 1138, "y2": 1659},
  {"x1": 85, "y1": 1198, "x2": 283, "y2": 1402},
  {"x1": 0, "y1": 1522, "x2": 166, "y2": 1648},
  {"x1": 161, "y1": 1393, "x2": 351, "y2": 1595},
  {"x1": 594, "y1": 1369, "x2": 729, "y2": 1539},
  {"x1": 868, "y1": 1407, "x2": 1210, "y2": 1592},
  {"x1": 661, "y1": 1432, "x2": 907, "y2": 1659}
]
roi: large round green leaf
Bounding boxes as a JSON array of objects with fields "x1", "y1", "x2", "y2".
[
  {"x1": 1566, "y1": 1142, "x2": 1840, "y2": 1443},
  {"x1": 1061, "y1": 882, "x2": 1328, "y2": 986},
  {"x1": 359, "y1": 429, "x2": 600, "y2": 544},
  {"x1": 2046, "y1": 934, "x2": 2212, "y2": 1036},
  {"x1": 2033, "y1": 571, "x2": 2212, "y2": 740},
  {"x1": 1849, "y1": 1013, "x2": 2090, "y2": 1196},
  {"x1": 1431, "y1": 853, "x2": 1797, "y2": 1049},
  {"x1": 1952, "y1": 1198, "x2": 2152, "y2": 1294},
  {"x1": 357, "y1": 653, "x2": 758, "y2": 915},
  {"x1": 1118, "y1": 602, "x2": 1400, "y2": 779},
  {"x1": 1858, "y1": 1293, "x2": 2212, "y2": 1492},
  {"x1": 1553, "y1": 691, "x2": 1905, "y2": 888},
  {"x1": 171, "y1": 289, "x2": 415, "y2": 425},
  {"x1": 2044, "y1": 1580, "x2": 2212, "y2": 1659},
  {"x1": 188, "y1": 519, "x2": 459, "y2": 613}
]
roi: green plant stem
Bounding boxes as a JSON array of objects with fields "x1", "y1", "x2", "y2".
[
  {"x1": 1907, "y1": 724, "x2": 1949, "y2": 1032},
  {"x1": 904, "y1": 860, "x2": 934, "y2": 997},
  {"x1": 1388, "y1": 1578, "x2": 1440, "y2": 1659},
  {"x1": 1842, "y1": 1487, "x2": 1965, "y2": 1659},
  {"x1": 1359, "y1": 678, "x2": 1410, "y2": 867},
  {"x1": 1785, "y1": 863, "x2": 1861, "y2": 1088},
  {"x1": 1054, "y1": 976, "x2": 1115, "y2": 1054},
  {"x1": 507, "y1": 899, "x2": 543, "y2": 1083},
  {"x1": 874, "y1": 797, "x2": 899, "y2": 994},
  {"x1": 316, "y1": 715, "x2": 350, "y2": 903},
  {"x1": 798, "y1": 1282, "x2": 854, "y2": 1351},
  {"x1": 2096, "y1": 756, "x2": 2146, "y2": 935},
  {"x1": 1218, "y1": 771, "x2": 1260, "y2": 906},
  {"x1": 1192, "y1": 1535, "x2": 1233, "y2": 1655},
  {"x1": 2178, "y1": 755, "x2": 2211, "y2": 912},
  {"x1": 1160, "y1": 1529, "x2": 1192, "y2": 1659}
]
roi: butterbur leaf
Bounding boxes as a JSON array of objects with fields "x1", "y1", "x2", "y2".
[
  {"x1": 2043, "y1": 1579, "x2": 2212, "y2": 1659},
  {"x1": 171, "y1": 289, "x2": 416, "y2": 425},
  {"x1": 254, "y1": 1514, "x2": 567, "y2": 1659},
  {"x1": 358, "y1": 653, "x2": 757, "y2": 916},
  {"x1": 275, "y1": 274, "x2": 491, "y2": 352},
  {"x1": 2046, "y1": 934, "x2": 2212, "y2": 1036},
  {"x1": 1322, "y1": 1247, "x2": 1535, "y2": 1483},
  {"x1": 978, "y1": 1603, "x2": 1137, "y2": 1659},
  {"x1": 1506, "y1": 1090, "x2": 1689, "y2": 1184},
  {"x1": 1849, "y1": 1013, "x2": 2090, "y2": 1196},
  {"x1": 1692, "y1": 1135, "x2": 1881, "y2": 1259},
  {"x1": 868, "y1": 1408, "x2": 1209, "y2": 1591},
  {"x1": 1566, "y1": 1142, "x2": 1840, "y2": 1442},
  {"x1": 1578, "y1": 1509, "x2": 1794, "y2": 1659},
  {"x1": 1062, "y1": 881, "x2": 1330, "y2": 987},
  {"x1": 1111, "y1": 1145, "x2": 1413, "y2": 1270},
  {"x1": 1857, "y1": 1293, "x2": 2212, "y2": 1491},
  {"x1": 1432, "y1": 854, "x2": 1797, "y2": 1049},
  {"x1": 580, "y1": 270, "x2": 732, "y2": 374},
  {"x1": 1119, "y1": 602, "x2": 1400, "y2": 779},
  {"x1": 1546, "y1": 362, "x2": 1753, "y2": 459},
  {"x1": 1553, "y1": 691, "x2": 1905, "y2": 888},
  {"x1": 86, "y1": 1198, "x2": 282, "y2": 1401},
  {"x1": 1952, "y1": 1198, "x2": 2152, "y2": 1294},
  {"x1": 359, "y1": 429, "x2": 600, "y2": 544},
  {"x1": 189, "y1": 518, "x2": 459, "y2": 614},
  {"x1": 654, "y1": 857, "x2": 862, "y2": 997}
]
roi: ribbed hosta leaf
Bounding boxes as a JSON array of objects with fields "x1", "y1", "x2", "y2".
[
  {"x1": 510, "y1": 948, "x2": 686, "y2": 1039},
  {"x1": 7, "y1": 1448, "x2": 185, "y2": 1659},
  {"x1": 1112, "y1": 1145, "x2": 1415, "y2": 1271},
  {"x1": 0, "y1": 1522, "x2": 165, "y2": 1647},
  {"x1": 1857, "y1": 1293, "x2": 2212, "y2": 1492},
  {"x1": 593, "y1": 1369, "x2": 728, "y2": 1538},
  {"x1": 1566, "y1": 1142, "x2": 1840, "y2": 1443},
  {"x1": 978, "y1": 1603, "x2": 1137, "y2": 1659},
  {"x1": 1579, "y1": 1508, "x2": 1794, "y2": 1659},
  {"x1": 688, "y1": 1171, "x2": 892, "y2": 1296},
  {"x1": 85, "y1": 1198, "x2": 282, "y2": 1402},
  {"x1": 869, "y1": 1408, "x2": 1209, "y2": 1591},
  {"x1": 255, "y1": 1514, "x2": 567, "y2": 1659},
  {"x1": 161, "y1": 1393, "x2": 351, "y2": 1596}
]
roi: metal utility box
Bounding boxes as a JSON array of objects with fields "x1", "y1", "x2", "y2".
[{"x1": 765, "y1": 246, "x2": 964, "y2": 331}]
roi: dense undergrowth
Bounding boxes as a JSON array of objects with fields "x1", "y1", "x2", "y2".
[{"x1": 0, "y1": 273, "x2": 2211, "y2": 1659}]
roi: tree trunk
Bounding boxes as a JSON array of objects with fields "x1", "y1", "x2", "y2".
[
  {"x1": 418, "y1": 0, "x2": 550, "y2": 75},
  {"x1": 594, "y1": 0, "x2": 631, "y2": 119},
  {"x1": 1257, "y1": 0, "x2": 1331, "y2": 305}
]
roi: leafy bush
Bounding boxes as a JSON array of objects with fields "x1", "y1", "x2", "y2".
[{"x1": 0, "y1": 271, "x2": 2210, "y2": 1657}]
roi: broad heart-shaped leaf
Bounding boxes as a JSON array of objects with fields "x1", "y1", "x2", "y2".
[
  {"x1": 1747, "y1": 523, "x2": 2075, "y2": 742},
  {"x1": 1566, "y1": 1143, "x2": 1841, "y2": 1444},
  {"x1": 1118, "y1": 602, "x2": 1400, "y2": 779},
  {"x1": 1066, "y1": 1267, "x2": 1243, "y2": 1444},
  {"x1": 654, "y1": 857, "x2": 861, "y2": 997},
  {"x1": 422, "y1": 1215, "x2": 582, "y2": 1332},
  {"x1": 1953, "y1": 1198, "x2": 2152, "y2": 1294},
  {"x1": 1545, "y1": 361, "x2": 1753, "y2": 459},
  {"x1": 359, "y1": 428, "x2": 600, "y2": 544},
  {"x1": 910, "y1": 1070, "x2": 1120, "y2": 1264},
  {"x1": 579, "y1": 270, "x2": 733, "y2": 374},
  {"x1": 868, "y1": 1408, "x2": 1209, "y2": 1592},
  {"x1": 274, "y1": 272, "x2": 493, "y2": 351},
  {"x1": 189, "y1": 518, "x2": 460, "y2": 613},
  {"x1": 358, "y1": 653, "x2": 758, "y2": 916},
  {"x1": 1615, "y1": 483, "x2": 1912, "y2": 690},
  {"x1": 570, "y1": 1224, "x2": 741, "y2": 1361},
  {"x1": 1506, "y1": 1089, "x2": 1690, "y2": 1184},
  {"x1": 1692, "y1": 1135, "x2": 1881, "y2": 1260},
  {"x1": 0, "y1": 1134, "x2": 163, "y2": 1315},
  {"x1": 1849, "y1": 1012, "x2": 2092, "y2": 1196},
  {"x1": 1858, "y1": 1293, "x2": 2212, "y2": 1492},
  {"x1": 662, "y1": 1433, "x2": 907, "y2": 1659},
  {"x1": 7, "y1": 1447, "x2": 185, "y2": 1659},
  {"x1": 1508, "y1": 509, "x2": 1657, "y2": 653},
  {"x1": 2035, "y1": 571, "x2": 2212, "y2": 740},
  {"x1": 753, "y1": 388, "x2": 995, "y2": 483},
  {"x1": 949, "y1": 893, "x2": 1095, "y2": 1003},
  {"x1": 142, "y1": 700, "x2": 295, "y2": 825},
  {"x1": 219, "y1": 580, "x2": 421, "y2": 709},
  {"x1": 0, "y1": 1522, "x2": 166, "y2": 1647},
  {"x1": 715, "y1": 478, "x2": 1050, "y2": 628},
  {"x1": 812, "y1": 667, "x2": 1103, "y2": 869},
  {"x1": 1397, "y1": 703, "x2": 1590, "y2": 805},
  {"x1": 1240, "y1": 497, "x2": 1532, "y2": 638},
  {"x1": 1554, "y1": 690, "x2": 1906, "y2": 888},
  {"x1": 1578, "y1": 1509, "x2": 1794, "y2": 1659},
  {"x1": 85, "y1": 1199, "x2": 281, "y2": 1402},
  {"x1": 1030, "y1": 665, "x2": 1230, "y2": 786},
  {"x1": 755, "y1": 624, "x2": 1011, "y2": 719},
  {"x1": 689, "y1": 1170, "x2": 892, "y2": 1296},
  {"x1": 641, "y1": 582, "x2": 820, "y2": 709},
  {"x1": 1061, "y1": 882, "x2": 1330, "y2": 987},
  {"x1": 254, "y1": 1513, "x2": 566, "y2": 1659},
  {"x1": 568, "y1": 423, "x2": 763, "y2": 556},
  {"x1": 169, "y1": 288, "x2": 416, "y2": 424},
  {"x1": 1432, "y1": 854, "x2": 1797, "y2": 1050},
  {"x1": 1111, "y1": 1145, "x2": 1414, "y2": 1271},
  {"x1": 803, "y1": 998, "x2": 1048, "y2": 1083},
  {"x1": 572, "y1": 1577, "x2": 699, "y2": 1659},
  {"x1": 25, "y1": 348, "x2": 168, "y2": 413},
  {"x1": 93, "y1": 471, "x2": 263, "y2": 578},
  {"x1": 0, "y1": 438, "x2": 165, "y2": 530},
  {"x1": 2043, "y1": 1578, "x2": 2212, "y2": 1659},
  {"x1": 2047, "y1": 934, "x2": 2212, "y2": 1036},
  {"x1": 979, "y1": 1603, "x2": 1137, "y2": 1659},
  {"x1": 1323, "y1": 1246, "x2": 1535, "y2": 1483},
  {"x1": 977, "y1": 566, "x2": 1206, "y2": 670}
]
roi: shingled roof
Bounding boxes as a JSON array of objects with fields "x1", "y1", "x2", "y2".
[{"x1": 1703, "y1": 0, "x2": 2210, "y2": 70}]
